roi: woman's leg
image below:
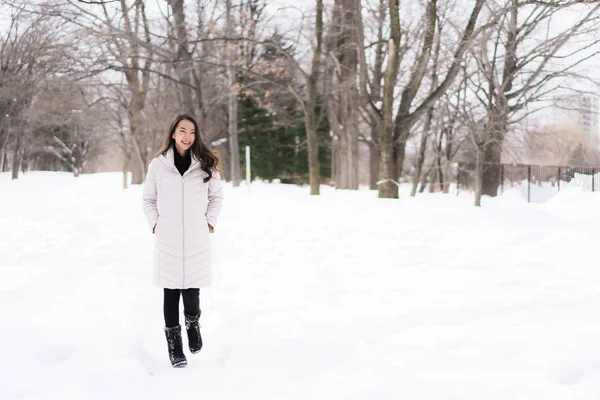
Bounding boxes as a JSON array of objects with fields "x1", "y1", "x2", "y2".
[
  {"x1": 163, "y1": 289, "x2": 187, "y2": 366},
  {"x1": 181, "y1": 288, "x2": 202, "y2": 353},
  {"x1": 181, "y1": 288, "x2": 200, "y2": 315},
  {"x1": 163, "y1": 289, "x2": 181, "y2": 328}
]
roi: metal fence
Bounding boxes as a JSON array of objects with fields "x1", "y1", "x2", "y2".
[{"x1": 456, "y1": 162, "x2": 600, "y2": 202}]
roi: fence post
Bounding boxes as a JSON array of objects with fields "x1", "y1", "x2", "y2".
[
  {"x1": 246, "y1": 145, "x2": 251, "y2": 184},
  {"x1": 527, "y1": 165, "x2": 531, "y2": 203},
  {"x1": 557, "y1": 167, "x2": 561, "y2": 192}
]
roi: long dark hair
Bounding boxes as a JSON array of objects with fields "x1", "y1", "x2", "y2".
[{"x1": 156, "y1": 114, "x2": 221, "y2": 182}]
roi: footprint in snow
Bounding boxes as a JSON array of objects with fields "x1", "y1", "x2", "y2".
[
  {"x1": 40, "y1": 346, "x2": 76, "y2": 364},
  {"x1": 550, "y1": 363, "x2": 587, "y2": 386}
]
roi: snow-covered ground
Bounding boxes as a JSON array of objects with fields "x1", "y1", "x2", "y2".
[{"x1": 2, "y1": 171, "x2": 600, "y2": 400}]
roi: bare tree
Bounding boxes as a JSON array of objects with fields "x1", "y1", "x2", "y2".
[
  {"x1": 0, "y1": 4, "x2": 74, "y2": 179},
  {"x1": 306, "y1": 0, "x2": 325, "y2": 195},
  {"x1": 377, "y1": 0, "x2": 402, "y2": 198},
  {"x1": 166, "y1": 0, "x2": 195, "y2": 114},
  {"x1": 27, "y1": 81, "x2": 100, "y2": 177},
  {"x1": 471, "y1": 0, "x2": 600, "y2": 198},
  {"x1": 226, "y1": 0, "x2": 241, "y2": 186},
  {"x1": 351, "y1": 0, "x2": 386, "y2": 190},
  {"x1": 355, "y1": 0, "x2": 486, "y2": 198},
  {"x1": 43, "y1": 0, "x2": 157, "y2": 184},
  {"x1": 325, "y1": 0, "x2": 361, "y2": 190},
  {"x1": 417, "y1": 73, "x2": 472, "y2": 195},
  {"x1": 410, "y1": 20, "x2": 442, "y2": 197},
  {"x1": 229, "y1": 2, "x2": 325, "y2": 193}
]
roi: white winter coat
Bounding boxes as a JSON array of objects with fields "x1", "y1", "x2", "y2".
[{"x1": 142, "y1": 146, "x2": 224, "y2": 289}]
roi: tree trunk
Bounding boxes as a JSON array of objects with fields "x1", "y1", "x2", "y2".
[
  {"x1": 227, "y1": 77, "x2": 241, "y2": 186},
  {"x1": 342, "y1": 0, "x2": 360, "y2": 190},
  {"x1": 380, "y1": 117, "x2": 398, "y2": 197},
  {"x1": 1, "y1": 129, "x2": 10, "y2": 173},
  {"x1": 410, "y1": 130, "x2": 429, "y2": 197},
  {"x1": 305, "y1": 0, "x2": 324, "y2": 196},
  {"x1": 475, "y1": 146, "x2": 484, "y2": 207},
  {"x1": 480, "y1": 0, "x2": 514, "y2": 197},
  {"x1": 338, "y1": 132, "x2": 349, "y2": 188},
  {"x1": 443, "y1": 127, "x2": 453, "y2": 193},
  {"x1": 128, "y1": 109, "x2": 146, "y2": 185},
  {"x1": 0, "y1": 128, "x2": 10, "y2": 173},
  {"x1": 72, "y1": 127, "x2": 83, "y2": 177},
  {"x1": 436, "y1": 130, "x2": 444, "y2": 191},
  {"x1": 391, "y1": 0, "x2": 437, "y2": 189},
  {"x1": 192, "y1": 1, "x2": 207, "y2": 122},
  {"x1": 419, "y1": 166, "x2": 431, "y2": 193},
  {"x1": 334, "y1": 111, "x2": 360, "y2": 190},
  {"x1": 354, "y1": 0, "x2": 383, "y2": 191},
  {"x1": 410, "y1": 99, "x2": 435, "y2": 196},
  {"x1": 11, "y1": 130, "x2": 22, "y2": 180},
  {"x1": 331, "y1": 135, "x2": 339, "y2": 184},
  {"x1": 371, "y1": 0, "x2": 386, "y2": 103},
  {"x1": 305, "y1": 105, "x2": 321, "y2": 195},
  {"x1": 378, "y1": 0, "x2": 401, "y2": 199},
  {"x1": 428, "y1": 168, "x2": 437, "y2": 193},
  {"x1": 1, "y1": 147, "x2": 9, "y2": 172},
  {"x1": 122, "y1": 150, "x2": 130, "y2": 189},
  {"x1": 325, "y1": 61, "x2": 344, "y2": 187},
  {"x1": 389, "y1": 0, "x2": 484, "y2": 196},
  {"x1": 368, "y1": 139, "x2": 379, "y2": 190},
  {"x1": 131, "y1": 158, "x2": 144, "y2": 184},
  {"x1": 443, "y1": 165, "x2": 451, "y2": 193},
  {"x1": 167, "y1": 0, "x2": 195, "y2": 114},
  {"x1": 20, "y1": 143, "x2": 29, "y2": 174},
  {"x1": 394, "y1": 135, "x2": 408, "y2": 185},
  {"x1": 326, "y1": 0, "x2": 360, "y2": 190},
  {"x1": 481, "y1": 104, "x2": 507, "y2": 196},
  {"x1": 226, "y1": 0, "x2": 241, "y2": 186},
  {"x1": 125, "y1": 134, "x2": 143, "y2": 186},
  {"x1": 348, "y1": 128, "x2": 359, "y2": 189},
  {"x1": 481, "y1": 139, "x2": 502, "y2": 196},
  {"x1": 437, "y1": 158, "x2": 444, "y2": 191},
  {"x1": 119, "y1": 0, "x2": 152, "y2": 185}
]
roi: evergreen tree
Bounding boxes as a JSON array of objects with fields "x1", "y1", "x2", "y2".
[
  {"x1": 236, "y1": 31, "x2": 330, "y2": 184},
  {"x1": 237, "y1": 93, "x2": 330, "y2": 184}
]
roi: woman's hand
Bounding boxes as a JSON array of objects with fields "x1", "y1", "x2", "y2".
[{"x1": 208, "y1": 223, "x2": 214, "y2": 233}]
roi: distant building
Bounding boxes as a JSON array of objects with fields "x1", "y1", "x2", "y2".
[{"x1": 552, "y1": 94, "x2": 599, "y2": 138}]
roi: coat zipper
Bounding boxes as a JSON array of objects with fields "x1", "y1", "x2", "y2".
[
  {"x1": 182, "y1": 177, "x2": 185, "y2": 288},
  {"x1": 176, "y1": 158, "x2": 198, "y2": 288}
]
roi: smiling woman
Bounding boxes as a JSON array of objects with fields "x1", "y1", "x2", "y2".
[
  {"x1": 172, "y1": 119, "x2": 196, "y2": 156},
  {"x1": 142, "y1": 113, "x2": 224, "y2": 368}
]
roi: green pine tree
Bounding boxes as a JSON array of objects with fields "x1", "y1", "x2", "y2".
[{"x1": 237, "y1": 93, "x2": 330, "y2": 184}]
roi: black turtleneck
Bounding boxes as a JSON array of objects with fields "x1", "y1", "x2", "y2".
[{"x1": 174, "y1": 148, "x2": 191, "y2": 176}]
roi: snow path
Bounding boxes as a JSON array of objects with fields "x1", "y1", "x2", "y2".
[{"x1": 1, "y1": 172, "x2": 600, "y2": 399}]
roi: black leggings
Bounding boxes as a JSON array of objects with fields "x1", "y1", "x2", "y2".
[{"x1": 163, "y1": 288, "x2": 200, "y2": 328}]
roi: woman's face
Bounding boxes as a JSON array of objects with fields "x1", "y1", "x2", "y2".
[{"x1": 172, "y1": 119, "x2": 196, "y2": 153}]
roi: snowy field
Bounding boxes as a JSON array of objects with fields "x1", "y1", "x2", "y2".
[{"x1": 2, "y1": 171, "x2": 600, "y2": 400}]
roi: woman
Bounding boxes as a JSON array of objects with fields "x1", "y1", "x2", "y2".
[{"x1": 142, "y1": 114, "x2": 224, "y2": 368}]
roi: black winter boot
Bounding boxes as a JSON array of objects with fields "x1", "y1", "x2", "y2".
[
  {"x1": 184, "y1": 311, "x2": 203, "y2": 354},
  {"x1": 164, "y1": 325, "x2": 187, "y2": 368}
]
